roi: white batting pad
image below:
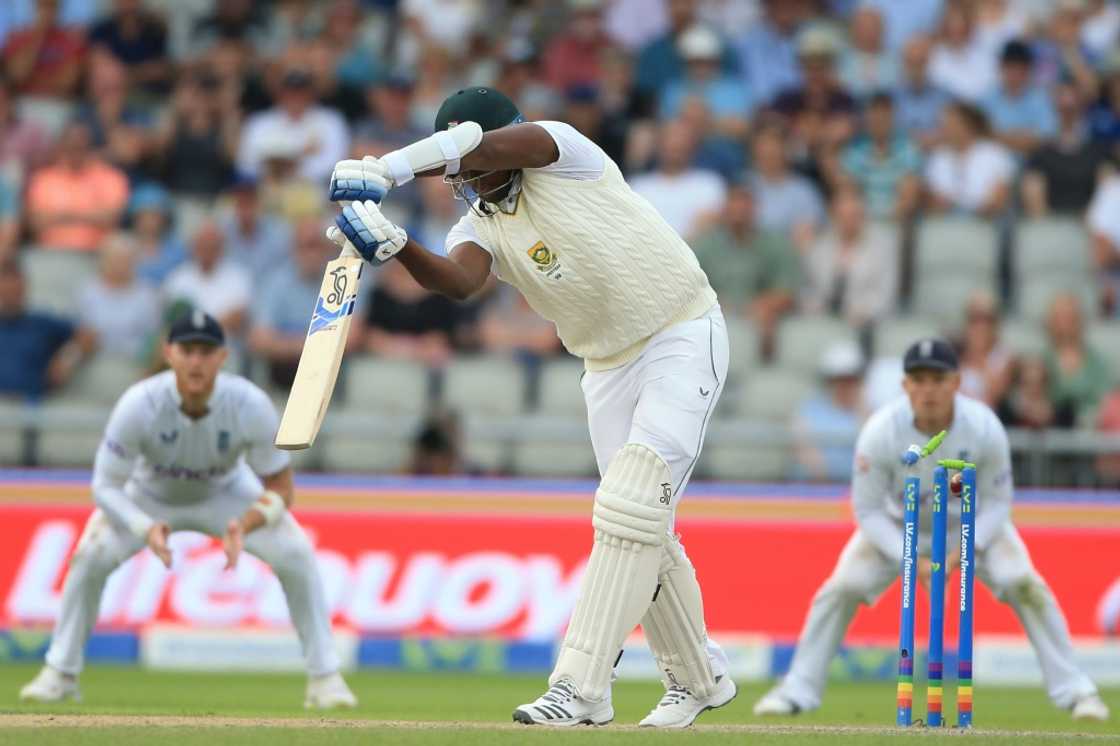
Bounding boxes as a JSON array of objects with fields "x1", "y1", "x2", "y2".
[
  {"x1": 640, "y1": 536, "x2": 717, "y2": 698},
  {"x1": 551, "y1": 443, "x2": 672, "y2": 702}
]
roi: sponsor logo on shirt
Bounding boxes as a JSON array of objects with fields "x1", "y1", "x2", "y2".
[
  {"x1": 151, "y1": 464, "x2": 232, "y2": 480},
  {"x1": 159, "y1": 431, "x2": 179, "y2": 445}
]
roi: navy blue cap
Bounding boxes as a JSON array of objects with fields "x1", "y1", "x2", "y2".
[
  {"x1": 167, "y1": 309, "x2": 225, "y2": 346},
  {"x1": 903, "y1": 338, "x2": 958, "y2": 373}
]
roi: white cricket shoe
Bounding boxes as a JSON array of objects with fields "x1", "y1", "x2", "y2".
[
  {"x1": 639, "y1": 674, "x2": 737, "y2": 728},
  {"x1": 304, "y1": 672, "x2": 357, "y2": 709},
  {"x1": 752, "y1": 687, "x2": 803, "y2": 716},
  {"x1": 1072, "y1": 694, "x2": 1110, "y2": 721},
  {"x1": 19, "y1": 666, "x2": 80, "y2": 703},
  {"x1": 512, "y1": 678, "x2": 613, "y2": 726}
]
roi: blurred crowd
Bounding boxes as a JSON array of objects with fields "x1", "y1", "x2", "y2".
[{"x1": 2, "y1": 0, "x2": 1120, "y2": 481}]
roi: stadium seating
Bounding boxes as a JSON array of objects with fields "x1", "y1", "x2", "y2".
[
  {"x1": 724, "y1": 314, "x2": 760, "y2": 384},
  {"x1": 1088, "y1": 321, "x2": 1120, "y2": 380},
  {"x1": 1000, "y1": 316, "x2": 1049, "y2": 358},
  {"x1": 344, "y1": 358, "x2": 431, "y2": 415},
  {"x1": 0, "y1": 399, "x2": 29, "y2": 464},
  {"x1": 510, "y1": 416, "x2": 596, "y2": 477},
  {"x1": 874, "y1": 315, "x2": 942, "y2": 357},
  {"x1": 1014, "y1": 218, "x2": 1091, "y2": 279},
  {"x1": 535, "y1": 357, "x2": 586, "y2": 416},
  {"x1": 22, "y1": 250, "x2": 98, "y2": 317},
  {"x1": 774, "y1": 315, "x2": 859, "y2": 375},
  {"x1": 911, "y1": 218, "x2": 999, "y2": 324},
  {"x1": 1017, "y1": 279, "x2": 1097, "y2": 325},
  {"x1": 739, "y1": 368, "x2": 813, "y2": 421},
  {"x1": 442, "y1": 356, "x2": 528, "y2": 417}
]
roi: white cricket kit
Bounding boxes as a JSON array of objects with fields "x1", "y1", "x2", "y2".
[
  {"x1": 44, "y1": 371, "x2": 340, "y2": 678},
  {"x1": 775, "y1": 395, "x2": 1098, "y2": 711},
  {"x1": 448, "y1": 122, "x2": 729, "y2": 700}
]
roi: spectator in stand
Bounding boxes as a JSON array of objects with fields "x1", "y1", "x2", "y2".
[
  {"x1": 249, "y1": 216, "x2": 343, "y2": 388},
  {"x1": 746, "y1": 123, "x2": 825, "y2": 248},
  {"x1": 188, "y1": 0, "x2": 265, "y2": 57},
  {"x1": 237, "y1": 66, "x2": 348, "y2": 184},
  {"x1": 479, "y1": 286, "x2": 562, "y2": 362},
  {"x1": 893, "y1": 34, "x2": 949, "y2": 149},
  {"x1": 975, "y1": 0, "x2": 1029, "y2": 54},
  {"x1": 409, "y1": 176, "x2": 463, "y2": 256},
  {"x1": 0, "y1": 258, "x2": 95, "y2": 401},
  {"x1": 860, "y1": 0, "x2": 944, "y2": 51},
  {"x1": 352, "y1": 71, "x2": 426, "y2": 218},
  {"x1": 0, "y1": 170, "x2": 17, "y2": 258},
  {"x1": 409, "y1": 410, "x2": 467, "y2": 476},
  {"x1": 325, "y1": 0, "x2": 386, "y2": 93},
  {"x1": 630, "y1": 119, "x2": 725, "y2": 240},
  {"x1": 928, "y1": 0, "x2": 997, "y2": 102},
  {"x1": 983, "y1": 39, "x2": 1058, "y2": 156},
  {"x1": 493, "y1": 39, "x2": 562, "y2": 124},
  {"x1": 791, "y1": 339, "x2": 867, "y2": 482},
  {"x1": 956, "y1": 289, "x2": 1014, "y2": 406},
  {"x1": 362, "y1": 259, "x2": 459, "y2": 367},
  {"x1": 1088, "y1": 174, "x2": 1120, "y2": 315},
  {"x1": 218, "y1": 176, "x2": 293, "y2": 281},
  {"x1": 998, "y1": 355, "x2": 1076, "y2": 429},
  {"x1": 1089, "y1": 61, "x2": 1120, "y2": 150},
  {"x1": 26, "y1": 121, "x2": 129, "y2": 252},
  {"x1": 635, "y1": 0, "x2": 737, "y2": 95},
  {"x1": 1081, "y1": 0, "x2": 1120, "y2": 61},
  {"x1": 840, "y1": 92, "x2": 922, "y2": 220},
  {"x1": 736, "y1": 0, "x2": 806, "y2": 107},
  {"x1": 409, "y1": 42, "x2": 463, "y2": 133},
  {"x1": 544, "y1": 0, "x2": 613, "y2": 91},
  {"x1": 88, "y1": 0, "x2": 171, "y2": 93},
  {"x1": 690, "y1": 182, "x2": 799, "y2": 346},
  {"x1": 76, "y1": 233, "x2": 160, "y2": 361},
  {"x1": 838, "y1": 5, "x2": 898, "y2": 100},
  {"x1": 1022, "y1": 79, "x2": 1114, "y2": 218},
  {"x1": 2, "y1": 0, "x2": 86, "y2": 98},
  {"x1": 562, "y1": 84, "x2": 628, "y2": 169},
  {"x1": 659, "y1": 24, "x2": 752, "y2": 142},
  {"x1": 1044, "y1": 292, "x2": 1114, "y2": 422},
  {"x1": 155, "y1": 66, "x2": 238, "y2": 199},
  {"x1": 1095, "y1": 386, "x2": 1120, "y2": 483},
  {"x1": 163, "y1": 220, "x2": 251, "y2": 338},
  {"x1": 77, "y1": 51, "x2": 155, "y2": 180},
  {"x1": 924, "y1": 102, "x2": 1014, "y2": 216},
  {"x1": 800, "y1": 186, "x2": 898, "y2": 329},
  {"x1": 1031, "y1": 0, "x2": 1099, "y2": 100},
  {"x1": 128, "y1": 183, "x2": 187, "y2": 286},
  {"x1": 0, "y1": 76, "x2": 50, "y2": 175},
  {"x1": 772, "y1": 26, "x2": 858, "y2": 184},
  {"x1": 254, "y1": 131, "x2": 323, "y2": 224}
]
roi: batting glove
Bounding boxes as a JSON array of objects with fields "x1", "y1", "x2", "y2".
[
  {"x1": 330, "y1": 200, "x2": 408, "y2": 265},
  {"x1": 329, "y1": 156, "x2": 393, "y2": 202}
]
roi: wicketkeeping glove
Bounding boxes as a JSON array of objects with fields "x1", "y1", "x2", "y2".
[
  {"x1": 329, "y1": 200, "x2": 408, "y2": 265},
  {"x1": 328, "y1": 156, "x2": 393, "y2": 202}
]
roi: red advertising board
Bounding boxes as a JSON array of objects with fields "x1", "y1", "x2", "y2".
[{"x1": 2, "y1": 504, "x2": 1118, "y2": 641}]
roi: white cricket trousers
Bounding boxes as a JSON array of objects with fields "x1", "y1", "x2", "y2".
[
  {"x1": 777, "y1": 523, "x2": 1098, "y2": 710},
  {"x1": 45, "y1": 466, "x2": 340, "y2": 678},
  {"x1": 581, "y1": 305, "x2": 731, "y2": 679}
]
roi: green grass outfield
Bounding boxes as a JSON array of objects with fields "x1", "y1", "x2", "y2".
[{"x1": 0, "y1": 664, "x2": 1117, "y2": 745}]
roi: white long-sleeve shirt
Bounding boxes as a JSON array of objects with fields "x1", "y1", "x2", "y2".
[
  {"x1": 851, "y1": 393, "x2": 1013, "y2": 564},
  {"x1": 92, "y1": 371, "x2": 291, "y2": 537}
]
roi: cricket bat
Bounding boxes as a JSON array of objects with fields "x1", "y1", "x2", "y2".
[{"x1": 275, "y1": 245, "x2": 364, "y2": 449}]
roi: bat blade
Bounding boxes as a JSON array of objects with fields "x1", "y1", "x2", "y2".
[{"x1": 274, "y1": 253, "x2": 364, "y2": 450}]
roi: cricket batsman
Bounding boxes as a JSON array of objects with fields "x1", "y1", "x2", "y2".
[
  {"x1": 753, "y1": 339, "x2": 1109, "y2": 722},
  {"x1": 19, "y1": 311, "x2": 356, "y2": 709},
  {"x1": 324, "y1": 86, "x2": 734, "y2": 727}
]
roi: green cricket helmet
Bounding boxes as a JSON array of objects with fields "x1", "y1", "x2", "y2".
[{"x1": 435, "y1": 87, "x2": 525, "y2": 216}]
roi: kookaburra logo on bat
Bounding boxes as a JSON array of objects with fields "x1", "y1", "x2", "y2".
[{"x1": 326, "y1": 266, "x2": 348, "y2": 305}]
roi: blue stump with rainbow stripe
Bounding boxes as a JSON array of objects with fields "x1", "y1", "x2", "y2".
[
  {"x1": 927, "y1": 466, "x2": 949, "y2": 727},
  {"x1": 896, "y1": 475, "x2": 920, "y2": 726},
  {"x1": 957, "y1": 465, "x2": 977, "y2": 728}
]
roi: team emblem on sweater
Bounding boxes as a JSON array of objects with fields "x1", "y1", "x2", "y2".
[{"x1": 526, "y1": 241, "x2": 562, "y2": 279}]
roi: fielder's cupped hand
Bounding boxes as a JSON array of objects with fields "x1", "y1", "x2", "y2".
[
  {"x1": 222, "y1": 517, "x2": 243, "y2": 571},
  {"x1": 328, "y1": 156, "x2": 393, "y2": 203},
  {"x1": 147, "y1": 522, "x2": 172, "y2": 569},
  {"x1": 328, "y1": 199, "x2": 408, "y2": 265}
]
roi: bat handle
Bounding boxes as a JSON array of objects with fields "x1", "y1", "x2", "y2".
[{"x1": 339, "y1": 242, "x2": 361, "y2": 260}]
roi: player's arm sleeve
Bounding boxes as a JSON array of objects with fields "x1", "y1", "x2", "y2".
[
  {"x1": 850, "y1": 422, "x2": 903, "y2": 563},
  {"x1": 975, "y1": 413, "x2": 1014, "y2": 550},
  {"x1": 92, "y1": 388, "x2": 155, "y2": 539},
  {"x1": 242, "y1": 388, "x2": 292, "y2": 477},
  {"x1": 528, "y1": 121, "x2": 607, "y2": 180},
  {"x1": 445, "y1": 214, "x2": 493, "y2": 257}
]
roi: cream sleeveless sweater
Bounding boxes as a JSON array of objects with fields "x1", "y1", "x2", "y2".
[{"x1": 470, "y1": 158, "x2": 717, "y2": 370}]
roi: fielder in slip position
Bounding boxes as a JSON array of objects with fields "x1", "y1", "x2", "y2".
[
  {"x1": 753, "y1": 339, "x2": 1109, "y2": 722},
  {"x1": 325, "y1": 86, "x2": 734, "y2": 728},
  {"x1": 19, "y1": 311, "x2": 355, "y2": 709}
]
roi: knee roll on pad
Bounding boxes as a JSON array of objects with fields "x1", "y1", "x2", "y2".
[
  {"x1": 552, "y1": 443, "x2": 673, "y2": 702},
  {"x1": 641, "y1": 536, "x2": 717, "y2": 698}
]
